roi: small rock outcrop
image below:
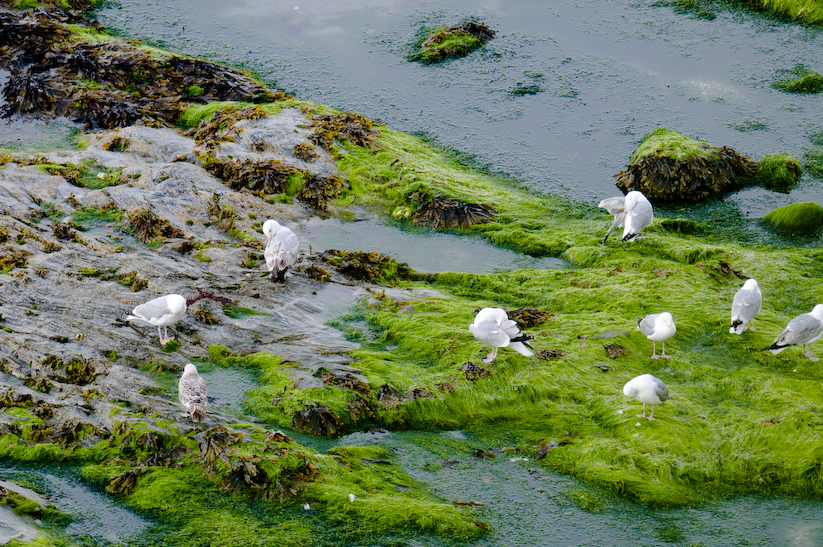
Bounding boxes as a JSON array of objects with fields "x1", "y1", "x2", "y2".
[{"x1": 761, "y1": 202, "x2": 823, "y2": 236}]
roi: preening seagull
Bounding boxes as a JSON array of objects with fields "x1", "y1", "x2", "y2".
[
  {"x1": 263, "y1": 219, "x2": 299, "y2": 284},
  {"x1": 638, "y1": 312, "x2": 676, "y2": 359},
  {"x1": 126, "y1": 294, "x2": 187, "y2": 345},
  {"x1": 178, "y1": 363, "x2": 207, "y2": 423},
  {"x1": 598, "y1": 190, "x2": 653, "y2": 243},
  {"x1": 469, "y1": 307, "x2": 534, "y2": 364},
  {"x1": 623, "y1": 374, "x2": 669, "y2": 421},
  {"x1": 762, "y1": 304, "x2": 823, "y2": 362},
  {"x1": 730, "y1": 278, "x2": 762, "y2": 335}
]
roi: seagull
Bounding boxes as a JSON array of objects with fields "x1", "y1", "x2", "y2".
[
  {"x1": 638, "y1": 312, "x2": 676, "y2": 359},
  {"x1": 598, "y1": 190, "x2": 653, "y2": 244},
  {"x1": 469, "y1": 307, "x2": 534, "y2": 364},
  {"x1": 126, "y1": 294, "x2": 187, "y2": 345},
  {"x1": 178, "y1": 363, "x2": 207, "y2": 422},
  {"x1": 263, "y1": 219, "x2": 299, "y2": 284},
  {"x1": 730, "y1": 278, "x2": 762, "y2": 334},
  {"x1": 623, "y1": 374, "x2": 669, "y2": 421},
  {"x1": 762, "y1": 304, "x2": 823, "y2": 361}
]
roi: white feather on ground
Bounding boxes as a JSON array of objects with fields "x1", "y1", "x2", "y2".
[
  {"x1": 179, "y1": 363, "x2": 207, "y2": 422},
  {"x1": 762, "y1": 304, "x2": 823, "y2": 361},
  {"x1": 469, "y1": 307, "x2": 534, "y2": 364},
  {"x1": 730, "y1": 278, "x2": 762, "y2": 334},
  {"x1": 263, "y1": 219, "x2": 299, "y2": 284},
  {"x1": 126, "y1": 294, "x2": 187, "y2": 345},
  {"x1": 623, "y1": 374, "x2": 669, "y2": 421},
  {"x1": 638, "y1": 312, "x2": 676, "y2": 359}
]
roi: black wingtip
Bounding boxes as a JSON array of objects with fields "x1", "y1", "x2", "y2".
[
  {"x1": 622, "y1": 232, "x2": 637, "y2": 243},
  {"x1": 761, "y1": 344, "x2": 779, "y2": 352}
]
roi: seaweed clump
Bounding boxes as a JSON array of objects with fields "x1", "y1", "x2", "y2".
[
  {"x1": 305, "y1": 110, "x2": 380, "y2": 151},
  {"x1": 761, "y1": 202, "x2": 823, "y2": 236},
  {"x1": 412, "y1": 192, "x2": 497, "y2": 229},
  {"x1": 295, "y1": 173, "x2": 344, "y2": 210},
  {"x1": 204, "y1": 157, "x2": 297, "y2": 194},
  {"x1": 614, "y1": 127, "x2": 759, "y2": 203},
  {"x1": 187, "y1": 106, "x2": 268, "y2": 148},
  {"x1": 317, "y1": 249, "x2": 415, "y2": 282},
  {"x1": 771, "y1": 64, "x2": 823, "y2": 94},
  {"x1": 291, "y1": 403, "x2": 343, "y2": 436},
  {"x1": 757, "y1": 152, "x2": 802, "y2": 193},
  {"x1": 126, "y1": 208, "x2": 184, "y2": 243},
  {"x1": 0, "y1": 11, "x2": 286, "y2": 127},
  {"x1": 410, "y1": 20, "x2": 496, "y2": 64}
]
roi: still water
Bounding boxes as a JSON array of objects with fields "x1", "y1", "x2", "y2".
[{"x1": 96, "y1": 0, "x2": 823, "y2": 217}]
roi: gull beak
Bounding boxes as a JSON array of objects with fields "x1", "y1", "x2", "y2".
[{"x1": 668, "y1": 323, "x2": 675, "y2": 329}]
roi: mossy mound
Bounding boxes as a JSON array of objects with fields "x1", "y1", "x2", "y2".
[
  {"x1": 614, "y1": 127, "x2": 759, "y2": 203},
  {"x1": 757, "y1": 152, "x2": 802, "y2": 193},
  {"x1": 761, "y1": 202, "x2": 823, "y2": 236},
  {"x1": 409, "y1": 20, "x2": 495, "y2": 64},
  {"x1": 752, "y1": 0, "x2": 823, "y2": 23},
  {"x1": 772, "y1": 64, "x2": 823, "y2": 94}
]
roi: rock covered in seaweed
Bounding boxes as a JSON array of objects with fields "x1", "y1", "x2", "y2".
[
  {"x1": 409, "y1": 20, "x2": 496, "y2": 64},
  {"x1": 614, "y1": 127, "x2": 759, "y2": 203},
  {"x1": 757, "y1": 152, "x2": 802, "y2": 193},
  {"x1": 761, "y1": 202, "x2": 823, "y2": 236}
]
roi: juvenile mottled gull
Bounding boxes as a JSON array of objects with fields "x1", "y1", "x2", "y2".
[
  {"x1": 469, "y1": 307, "x2": 534, "y2": 364},
  {"x1": 623, "y1": 374, "x2": 669, "y2": 421},
  {"x1": 178, "y1": 363, "x2": 207, "y2": 422},
  {"x1": 598, "y1": 190, "x2": 653, "y2": 244},
  {"x1": 762, "y1": 304, "x2": 823, "y2": 362},
  {"x1": 263, "y1": 219, "x2": 299, "y2": 284},
  {"x1": 638, "y1": 312, "x2": 676, "y2": 359},
  {"x1": 126, "y1": 294, "x2": 187, "y2": 345},
  {"x1": 730, "y1": 278, "x2": 762, "y2": 335}
]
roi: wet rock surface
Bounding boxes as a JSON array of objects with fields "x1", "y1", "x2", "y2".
[{"x1": 0, "y1": 116, "x2": 414, "y2": 443}]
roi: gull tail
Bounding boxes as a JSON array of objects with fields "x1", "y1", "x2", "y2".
[
  {"x1": 622, "y1": 232, "x2": 639, "y2": 243},
  {"x1": 730, "y1": 319, "x2": 743, "y2": 335},
  {"x1": 192, "y1": 407, "x2": 207, "y2": 423},
  {"x1": 509, "y1": 334, "x2": 535, "y2": 357},
  {"x1": 761, "y1": 342, "x2": 786, "y2": 354}
]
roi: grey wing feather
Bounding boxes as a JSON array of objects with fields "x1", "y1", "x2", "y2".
[
  {"x1": 732, "y1": 290, "x2": 761, "y2": 323},
  {"x1": 180, "y1": 375, "x2": 208, "y2": 409},
  {"x1": 629, "y1": 200, "x2": 653, "y2": 232},
  {"x1": 653, "y1": 377, "x2": 670, "y2": 401},
  {"x1": 470, "y1": 321, "x2": 511, "y2": 348},
  {"x1": 779, "y1": 314, "x2": 823, "y2": 346},
  {"x1": 598, "y1": 197, "x2": 625, "y2": 215},
  {"x1": 130, "y1": 297, "x2": 171, "y2": 321},
  {"x1": 266, "y1": 231, "x2": 299, "y2": 272},
  {"x1": 638, "y1": 314, "x2": 659, "y2": 337}
]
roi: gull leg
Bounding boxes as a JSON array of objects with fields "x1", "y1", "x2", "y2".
[
  {"x1": 165, "y1": 326, "x2": 175, "y2": 342},
  {"x1": 636, "y1": 403, "x2": 647, "y2": 419},
  {"x1": 157, "y1": 326, "x2": 168, "y2": 345},
  {"x1": 482, "y1": 347, "x2": 498, "y2": 364},
  {"x1": 647, "y1": 405, "x2": 656, "y2": 421},
  {"x1": 805, "y1": 346, "x2": 820, "y2": 362},
  {"x1": 650, "y1": 341, "x2": 659, "y2": 360},
  {"x1": 660, "y1": 341, "x2": 672, "y2": 359}
]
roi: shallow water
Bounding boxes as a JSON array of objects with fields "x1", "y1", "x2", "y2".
[
  {"x1": 296, "y1": 215, "x2": 568, "y2": 273},
  {"x1": 97, "y1": 0, "x2": 823, "y2": 217}
]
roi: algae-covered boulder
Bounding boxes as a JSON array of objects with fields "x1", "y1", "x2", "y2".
[
  {"x1": 757, "y1": 152, "x2": 802, "y2": 193},
  {"x1": 409, "y1": 20, "x2": 495, "y2": 64},
  {"x1": 614, "y1": 127, "x2": 759, "y2": 203},
  {"x1": 771, "y1": 64, "x2": 823, "y2": 94},
  {"x1": 761, "y1": 202, "x2": 823, "y2": 235}
]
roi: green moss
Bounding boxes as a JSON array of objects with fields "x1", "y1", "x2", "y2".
[
  {"x1": 651, "y1": 0, "x2": 716, "y2": 20},
  {"x1": 409, "y1": 21, "x2": 495, "y2": 64},
  {"x1": 762, "y1": 202, "x2": 823, "y2": 236},
  {"x1": 757, "y1": 152, "x2": 802, "y2": 193},
  {"x1": 71, "y1": 206, "x2": 125, "y2": 229},
  {"x1": 772, "y1": 64, "x2": 823, "y2": 93},
  {"x1": 222, "y1": 304, "x2": 269, "y2": 319},
  {"x1": 754, "y1": 0, "x2": 823, "y2": 23}
]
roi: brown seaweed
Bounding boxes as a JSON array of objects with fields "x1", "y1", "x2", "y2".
[
  {"x1": 412, "y1": 193, "x2": 497, "y2": 229},
  {"x1": 290, "y1": 403, "x2": 343, "y2": 436}
]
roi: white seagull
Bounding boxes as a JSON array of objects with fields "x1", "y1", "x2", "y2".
[
  {"x1": 178, "y1": 363, "x2": 207, "y2": 422},
  {"x1": 263, "y1": 219, "x2": 299, "y2": 284},
  {"x1": 730, "y1": 278, "x2": 762, "y2": 334},
  {"x1": 638, "y1": 312, "x2": 676, "y2": 359},
  {"x1": 126, "y1": 294, "x2": 187, "y2": 345},
  {"x1": 623, "y1": 374, "x2": 669, "y2": 421},
  {"x1": 469, "y1": 307, "x2": 534, "y2": 364},
  {"x1": 598, "y1": 190, "x2": 653, "y2": 244},
  {"x1": 762, "y1": 304, "x2": 823, "y2": 362}
]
